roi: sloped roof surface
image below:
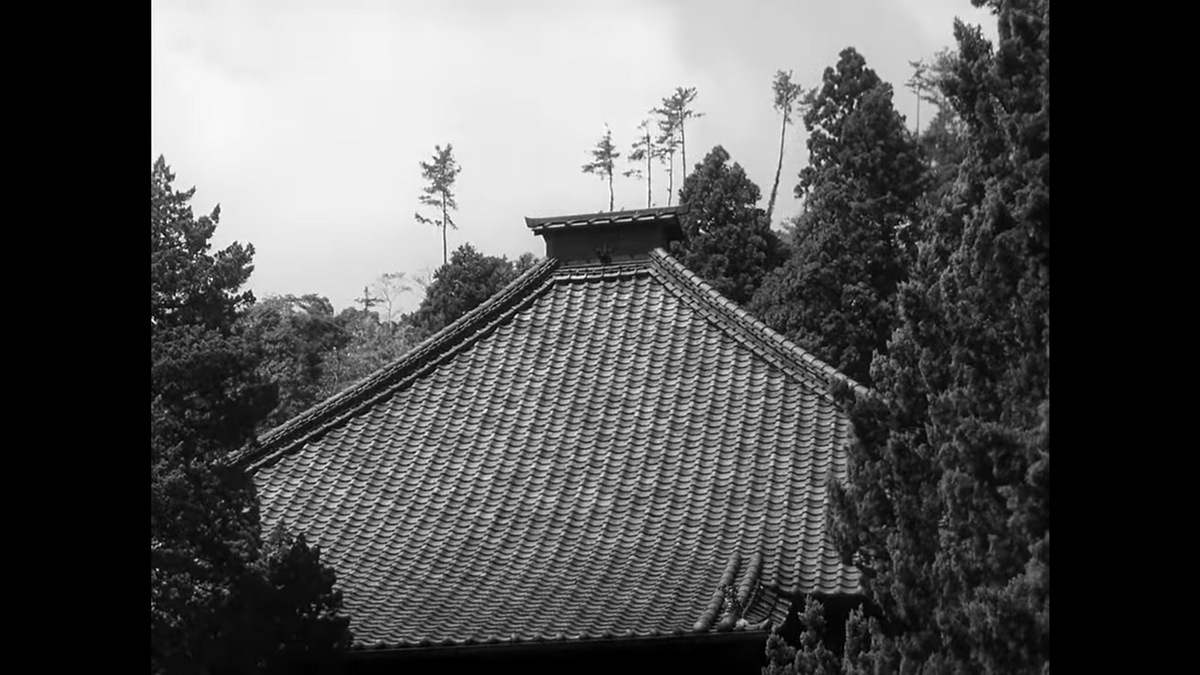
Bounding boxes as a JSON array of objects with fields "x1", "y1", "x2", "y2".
[{"x1": 245, "y1": 248, "x2": 861, "y2": 649}]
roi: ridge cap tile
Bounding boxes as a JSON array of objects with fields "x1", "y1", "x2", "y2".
[{"x1": 646, "y1": 248, "x2": 868, "y2": 400}]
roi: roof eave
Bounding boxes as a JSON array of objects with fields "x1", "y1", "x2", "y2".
[
  {"x1": 524, "y1": 205, "x2": 689, "y2": 234},
  {"x1": 348, "y1": 627, "x2": 772, "y2": 660}
]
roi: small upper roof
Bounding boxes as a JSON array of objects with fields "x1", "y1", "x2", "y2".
[
  {"x1": 238, "y1": 208, "x2": 864, "y2": 650},
  {"x1": 524, "y1": 205, "x2": 687, "y2": 235}
]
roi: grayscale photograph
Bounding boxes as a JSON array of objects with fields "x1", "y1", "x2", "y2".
[{"x1": 151, "y1": 1, "x2": 1049, "y2": 673}]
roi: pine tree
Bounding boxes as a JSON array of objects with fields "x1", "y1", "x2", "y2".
[
  {"x1": 151, "y1": 157, "x2": 351, "y2": 675},
  {"x1": 654, "y1": 115, "x2": 681, "y2": 206},
  {"x1": 624, "y1": 119, "x2": 658, "y2": 208},
  {"x1": 652, "y1": 86, "x2": 704, "y2": 186},
  {"x1": 767, "y1": 70, "x2": 810, "y2": 226},
  {"x1": 749, "y1": 48, "x2": 926, "y2": 385},
  {"x1": 673, "y1": 145, "x2": 786, "y2": 305},
  {"x1": 414, "y1": 144, "x2": 461, "y2": 266},
  {"x1": 582, "y1": 126, "x2": 621, "y2": 211}
]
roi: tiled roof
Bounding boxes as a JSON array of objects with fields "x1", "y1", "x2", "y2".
[
  {"x1": 524, "y1": 205, "x2": 687, "y2": 234},
  {"x1": 240, "y1": 245, "x2": 864, "y2": 650}
]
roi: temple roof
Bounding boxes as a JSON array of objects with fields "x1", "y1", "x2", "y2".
[{"x1": 238, "y1": 209, "x2": 863, "y2": 650}]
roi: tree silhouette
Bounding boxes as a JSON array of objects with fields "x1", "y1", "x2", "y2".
[
  {"x1": 582, "y1": 126, "x2": 621, "y2": 211},
  {"x1": 414, "y1": 144, "x2": 461, "y2": 265}
]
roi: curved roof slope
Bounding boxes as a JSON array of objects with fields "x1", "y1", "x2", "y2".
[{"x1": 243, "y1": 249, "x2": 862, "y2": 649}]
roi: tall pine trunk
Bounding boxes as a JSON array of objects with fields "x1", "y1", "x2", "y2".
[
  {"x1": 767, "y1": 117, "x2": 788, "y2": 225},
  {"x1": 646, "y1": 151, "x2": 652, "y2": 208},
  {"x1": 441, "y1": 193, "x2": 448, "y2": 265},
  {"x1": 680, "y1": 123, "x2": 687, "y2": 180},
  {"x1": 608, "y1": 170, "x2": 614, "y2": 211},
  {"x1": 915, "y1": 85, "x2": 921, "y2": 142},
  {"x1": 666, "y1": 152, "x2": 675, "y2": 206}
]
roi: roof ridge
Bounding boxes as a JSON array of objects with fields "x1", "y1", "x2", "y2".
[
  {"x1": 552, "y1": 258, "x2": 652, "y2": 279},
  {"x1": 230, "y1": 257, "x2": 561, "y2": 471},
  {"x1": 647, "y1": 249, "x2": 869, "y2": 401}
]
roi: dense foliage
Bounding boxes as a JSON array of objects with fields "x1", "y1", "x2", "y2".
[
  {"x1": 151, "y1": 156, "x2": 351, "y2": 675},
  {"x1": 909, "y1": 48, "x2": 970, "y2": 206},
  {"x1": 151, "y1": 156, "x2": 274, "y2": 453},
  {"x1": 673, "y1": 145, "x2": 786, "y2": 305},
  {"x1": 757, "y1": 2, "x2": 1047, "y2": 672},
  {"x1": 321, "y1": 306, "x2": 418, "y2": 393},
  {"x1": 750, "y1": 47, "x2": 927, "y2": 386},
  {"x1": 764, "y1": 597, "x2": 844, "y2": 675},
  {"x1": 410, "y1": 243, "x2": 538, "y2": 337},
  {"x1": 653, "y1": 86, "x2": 704, "y2": 182},
  {"x1": 238, "y1": 294, "x2": 349, "y2": 432},
  {"x1": 825, "y1": 1, "x2": 1050, "y2": 672},
  {"x1": 230, "y1": 246, "x2": 540, "y2": 416}
]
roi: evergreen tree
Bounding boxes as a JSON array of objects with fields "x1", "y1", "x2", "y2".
[
  {"x1": 829, "y1": 1, "x2": 1049, "y2": 672},
  {"x1": 767, "y1": 70, "x2": 811, "y2": 226},
  {"x1": 907, "y1": 49, "x2": 970, "y2": 202},
  {"x1": 582, "y1": 126, "x2": 620, "y2": 211},
  {"x1": 673, "y1": 145, "x2": 786, "y2": 305},
  {"x1": 654, "y1": 114, "x2": 681, "y2": 206},
  {"x1": 749, "y1": 47, "x2": 927, "y2": 385},
  {"x1": 907, "y1": 59, "x2": 930, "y2": 141},
  {"x1": 151, "y1": 156, "x2": 351, "y2": 675},
  {"x1": 654, "y1": 86, "x2": 704, "y2": 180},
  {"x1": 151, "y1": 155, "x2": 275, "y2": 450},
  {"x1": 761, "y1": 597, "x2": 841, "y2": 675},
  {"x1": 414, "y1": 144, "x2": 461, "y2": 265},
  {"x1": 410, "y1": 243, "x2": 529, "y2": 337},
  {"x1": 624, "y1": 119, "x2": 659, "y2": 208}
]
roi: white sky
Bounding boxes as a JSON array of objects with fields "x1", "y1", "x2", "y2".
[{"x1": 152, "y1": 0, "x2": 998, "y2": 314}]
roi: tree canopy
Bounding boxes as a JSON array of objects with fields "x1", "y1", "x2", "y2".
[
  {"x1": 410, "y1": 243, "x2": 537, "y2": 337},
  {"x1": 653, "y1": 86, "x2": 704, "y2": 182},
  {"x1": 238, "y1": 294, "x2": 349, "y2": 432},
  {"x1": 151, "y1": 156, "x2": 351, "y2": 675},
  {"x1": 582, "y1": 126, "x2": 621, "y2": 212},
  {"x1": 625, "y1": 119, "x2": 660, "y2": 208},
  {"x1": 151, "y1": 156, "x2": 275, "y2": 449},
  {"x1": 151, "y1": 160, "x2": 256, "y2": 335},
  {"x1": 673, "y1": 145, "x2": 786, "y2": 306},
  {"x1": 907, "y1": 48, "x2": 970, "y2": 204},
  {"x1": 767, "y1": 70, "x2": 811, "y2": 226},
  {"x1": 749, "y1": 47, "x2": 927, "y2": 386},
  {"x1": 414, "y1": 144, "x2": 461, "y2": 265},
  {"x1": 827, "y1": 1, "x2": 1050, "y2": 671},
  {"x1": 321, "y1": 305, "x2": 419, "y2": 395}
]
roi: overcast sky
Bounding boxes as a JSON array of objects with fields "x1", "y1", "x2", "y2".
[{"x1": 152, "y1": 0, "x2": 998, "y2": 315}]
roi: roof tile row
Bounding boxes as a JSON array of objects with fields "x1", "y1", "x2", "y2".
[{"x1": 248, "y1": 250, "x2": 860, "y2": 648}]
